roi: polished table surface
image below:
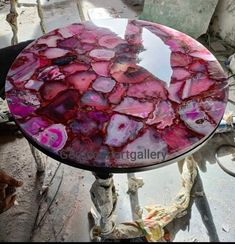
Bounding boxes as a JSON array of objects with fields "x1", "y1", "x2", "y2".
[{"x1": 5, "y1": 18, "x2": 228, "y2": 172}]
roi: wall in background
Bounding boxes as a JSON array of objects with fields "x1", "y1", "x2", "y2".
[
  {"x1": 210, "y1": 0, "x2": 235, "y2": 47},
  {"x1": 139, "y1": 0, "x2": 218, "y2": 39}
]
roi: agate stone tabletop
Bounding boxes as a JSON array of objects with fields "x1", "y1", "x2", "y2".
[{"x1": 5, "y1": 19, "x2": 228, "y2": 172}]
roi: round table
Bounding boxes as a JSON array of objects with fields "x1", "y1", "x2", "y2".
[{"x1": 5, "y1": 18, "x2": 228, "y2": 239}]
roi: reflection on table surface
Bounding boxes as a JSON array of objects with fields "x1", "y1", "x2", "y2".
[{"x1": 5, "y1": 19, "x2": 228, "y2": 171}]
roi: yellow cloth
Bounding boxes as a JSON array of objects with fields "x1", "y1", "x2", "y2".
[{"x1": 136, "y1": 156, "x2": 198, "y2": 242}]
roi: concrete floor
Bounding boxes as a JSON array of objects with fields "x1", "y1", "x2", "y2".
[{"x1": 0, "y1": 0, "x2": 235, "y2": 242}]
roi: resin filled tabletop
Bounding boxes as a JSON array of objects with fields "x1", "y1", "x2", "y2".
[{"x1": 5, "y1": 19, "x2": 228, "y2": 172}]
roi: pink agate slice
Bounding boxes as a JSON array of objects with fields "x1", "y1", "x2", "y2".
[
  {"x1": 25, "y1": 80, "x2": 44, "y2": 91},
  {"x1": 168, "y1": 82, "x2": 184, "y2": 103},
  {"x1": 80, "y1": 31, "x2": 97, "y2": 44},
  {"x1": 58, "y1": 24, "x2": 84, "y2": 38},
  {"x1": 91, "y1": 61, "x2": 110, "y2": 77},
  {"x1": 7, "y1": 101, "x2": 35, "y2": 118},
  {"x1": 105, "y1": 114, "x2": 143, "y2": 147},
  {"x1": 81, "y1": 91, "x2": 108, "y2": 109},
  {"x1": 7, "y1": 95, "x2": 38, "y2": 118},
  {"x1": 201, "y1": 99, "x2": 226, "y2": 124},
  {"x1": 207, "y1": 61, "x2": 227, "y2": 80},
  {"x1": 5, "y1": 80, "x2": 14, "y2": 92},
  {"x1": 58, "y1": 36, "x2": 79, "y2": 49},
  {"x1": 41, "y1": 81, "x2": 68, "y2": 100},
  {"x1": 108, "y1": 84, "x2": 126, "y2": 104},
  {"x1": 37, "y1": 124, "x2": 68, "y2": 151},
  {"x1": 63, "y1": 63, "x2": 89, "y2": 74},
  {"x1": 89, "y1": 49, "x2": 115, "y2": 61},
  {"x1": 21, "y1": 117, "x2": 50, "y2": 135},
  {"x1": 88, "y1": 111, "x2": 109, "y2": 124},
  {"x1": 70, "y1": 114, "x2": 97, "y2": 136},
  {"x1": 190, "y1": 50, "x2": 216, "y2": 61},
  {"x1": 117, "y1": 129, "x2": 168, "y2": 165},
  {"x1": 67, "y1": 71, "x2": 96, "y2": 93},
  {"x1": 179, "y1": 101, "x2": 215, "y2": 135},
  {"x1": 162, "y1": 124, "x2": 199, "y2": 152},
  {"x1": 98, "y1": 34, "x2": 126, "y2": 48},
  {"x1": 8, "y1": 52, "x2": 39, "y2": 82},
  {"x1": 92, "y1": 77, "x2": 116, "y2": 93},
  {"x1": 37, "y1": 34, "x2": 62, "y2": 47},
  {"x1": 146, "y1": 101, "x2": 175, "y2": 129},
  {"x1": 111, "y1": 64, "x2": 150, "y2": 84},
  {"x1": 189, "y1": 61, "x2": 206, "y2": 72},
  {"x1": 127, "y1": 80, "x2": 167, "y2": 99},
  {"x1": 95, "y1": 146, "x2": 111, "y2": 166},
  {"x1": 125, "y1": 20, "x2": 142, "y2": 45},
  {"x1": 43, "y1": 48, "x2": 70, "y2": 59},
  {"x1": 114, "y1": 97, "x2": 153, "y2": 119},
  {"x1": 38, "y1": 66, "x2": 65, "y2": 81},
  {"x1": 165, "y1": 39, "x2": 186, "y2": 53},
  {"x1": 182, "y1": 75, "x2": 215, "y2": 99},
  {"x1": 37, "y1": 89, "x2": 80, "y2": 123},
  {"x1": 171, "y1": 52, "x2": 192, "y2": 67},
  {"x1": 171, "y1": 68, "x2": 191, "y2": 80}
]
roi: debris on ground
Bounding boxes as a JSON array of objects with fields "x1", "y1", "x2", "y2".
[
  {"x1": 223, "y1": 112, "x2": 234, "y2": 126},
  {"x1": 191, "y1": 236, "x2": 199, "y2": 242},
  {"x1": 222, "y1": 224, "x2": 230, "y2": 233}
]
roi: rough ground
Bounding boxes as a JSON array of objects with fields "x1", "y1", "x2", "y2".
[
  {"x1": 0, "y1": 132, "x2": 43, "y2": 241},
  {"x1": 0, "y1": 0, "x2": 235, "y2": 242}
]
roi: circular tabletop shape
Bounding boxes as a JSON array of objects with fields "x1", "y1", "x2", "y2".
[{"x1": 5, "y1": 19, "x2": 228, "y2": 173}]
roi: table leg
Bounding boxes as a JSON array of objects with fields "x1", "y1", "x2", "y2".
[
  {"x1": 6, "y1": 0, "x2": 18, "y2": 45},
  {"x1": 29, "y1": 143, "x2": 46, "y2": 173},
  {"x1": 89, "y1": 156, "x2": 197, "y2": 241},
  {"x1": 90, "y1": 172, "x2": 117, "y2": 239}
]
